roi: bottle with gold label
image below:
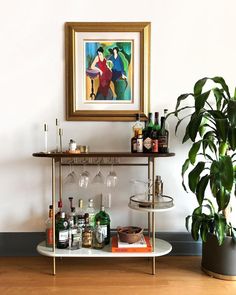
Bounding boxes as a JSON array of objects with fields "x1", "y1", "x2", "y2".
[
  {"x1": 143, "y1": 113, "x2": 153, "y2": 153},
  {"x1": 92, "y1": 221, "x2": 105, "y2": 249},
  {"x1": 82, "y1": 213, "x2": 93, "y2": 248}
]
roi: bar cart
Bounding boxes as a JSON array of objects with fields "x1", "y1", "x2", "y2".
[{"x1": 33, "y1": 152, "x2": 175, "y2": 275}]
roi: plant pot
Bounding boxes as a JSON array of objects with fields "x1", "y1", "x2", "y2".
[{"x1": 202, "y1": 233, "x2": 236, "y2": 280}]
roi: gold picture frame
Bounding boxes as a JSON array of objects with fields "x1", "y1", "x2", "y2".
[{"x1": 65, "y1": 22, "x2": 151, "y2": 121}]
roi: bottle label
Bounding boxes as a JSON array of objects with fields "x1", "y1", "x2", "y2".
[
  {"x1": 144, "y1": 137, "x2": 152, "y2": 150},
  {"x1": 59, "y1": 230, "x2": 69, "y2": 242},
  {"x1": 136, "y1": 138, "x2": 143, "y2": 152},
  {"x1": 132, "y1": 142, "x2": 137, "y2": 152},
  {"x1": 152, "y1": 139, "x2": 158, "y2": 152},
  {"x1": 100, "y1": 225, "x2": 108, "y2": 238},
  {"x1": 158, "y1": 136, "x2": 167, "y2": 147},
  {"x1": 78, "y1": 217, "x2": 85, "y2": 227}
]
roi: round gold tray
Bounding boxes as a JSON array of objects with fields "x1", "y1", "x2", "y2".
[{"x1": 130, "y1": 194, "x2": 174, "y2": 210}]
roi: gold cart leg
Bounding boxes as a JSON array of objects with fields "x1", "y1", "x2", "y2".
[
  {"x1": 52, "y1": 158, "x2": 56, "y2": 276},
  {"x1": 152, "y1": 257, "x2": 156, "y2": 275},
  {"x1": 151, "y1": 157, "x2": 156, "y2": 275}
]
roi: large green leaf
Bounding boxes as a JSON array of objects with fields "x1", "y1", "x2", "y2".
[
  {"x1": 214, "y1": 213, "x2": 226, "y2": 245},
  {"x1": 215, "y1": 118, "x2": 229, "y2": 142},
  {"x1": 191, "y1": 216, "x2": 202, "y2": 241},
  {"x1": 188, "y1": 162, "x2": 205, "y2": 193},
  {"x1": 220, "y1": 156, "x2": 234, "y2": 191},
  {"x1": 228, "y1": 126, "x2": 236, "y2": 151},
  {"x1": 194, "y1": 77, "x2": 208, "y2": 96},
  {"x1": 216, "y1": 187, "x2": 230, "y2": 211},
  {"x1": 188, "y1": 113, "x2": 203, "y2": 141},
  {"x1": 195, "y1": 90, "x2": 211, "y2": 112},
  {"x1": 208, "y1": 110, "x2": 226, "y2": 119},
  {"x1": 175, "y1": 93, "x2": 193, "y2": 111},
  {"x1": 211, "y1": 77, "x2": 231, "y2": 99},
  {"x1": 188, "y1": 141, "x2": 201, "y2": 164},
  {"x1": 196, "y1": 175, "x2": 210, "y2": 205},
  {"x1": 200, "y1": 221, "x2": 210, "y2": 243},
  {"x1": 213, "y1": 88, "x2": 224, "y2": 111},
  {"x1": 181, "y1": 159, "x2": 190, "y2": 191},
  {"x1": 182, "y1": 124, "x2": 190, "y2": 143},
  {"x1": 174, "y1": 114, "x2": 192, "y2": 135},
  {"x1": 228, "y1": 99, "x2": 236, "y2": 127}
]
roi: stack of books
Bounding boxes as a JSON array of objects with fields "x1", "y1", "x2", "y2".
[{"x1": 111, "y1": 235, "x2": 152, "y2": 252}]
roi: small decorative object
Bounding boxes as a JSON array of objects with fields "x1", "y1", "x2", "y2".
[
  {"x1": 117, "y1": 226, "x2": 143, "y2": 244},
  {"x1": 59, "y1": 128, "x2": 63, "y2": 152},
  {"x1": 79, "y1": 145, "x2": 89, "y2": 153},
  {"x1": 65, "y1": 22, "x2": 151, "y2": 121},
  {"x1": 43, "y1": 123, "x2": 48, "y2": 153},
  {"x1": 55, "y1": 118, "x2": 60, "y2": 152},
  {"x1": 69, "y1": 139, "x2": 77, "y2": 152}
]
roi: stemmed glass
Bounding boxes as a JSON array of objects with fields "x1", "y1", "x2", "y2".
[
  {"x1": 64, "y1": 161, "x2": 77, "y2": 184},
  {"x1": 78, "y1": 159, "x2": 90, "y2": 188},
  {"x1": 92, "y1": 164, "x2": 105, "y2": 184},
  {"x1": 106, "y1": 164, "x2": 118, "y2": 188}
]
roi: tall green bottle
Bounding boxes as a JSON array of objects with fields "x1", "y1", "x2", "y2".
[{"x1": 94, "y1": 206, "x2": 111, "y2": 245}]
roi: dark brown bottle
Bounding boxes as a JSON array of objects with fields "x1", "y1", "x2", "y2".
[
  {"x1": 131, "y1": 129, "x2": 139, "y2": 153},
  {"x1": 158, "y1": 117, "x2": 169, "y2": 153}
]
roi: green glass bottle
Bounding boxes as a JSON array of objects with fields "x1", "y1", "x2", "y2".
[
  {"x1": 143, "y1": 112, "x2": 154, "y2": 153},
  {"x1": 151, "y1": 112, "x2": 161, "y2": 153},
  {"x1": 94, "y1": 206, "x2": 110, "y2": 245},
  {"x1": 55, "y1": 211, "x2": 69, "y2": 249}
]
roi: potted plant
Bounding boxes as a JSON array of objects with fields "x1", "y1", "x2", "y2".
[{"x1": 170, "y1": 76, "x2": 236, "y2": 280}]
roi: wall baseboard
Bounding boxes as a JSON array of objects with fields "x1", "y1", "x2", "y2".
[{"x1": 0, "y1": 232, "x2": 202, "y2": 256}]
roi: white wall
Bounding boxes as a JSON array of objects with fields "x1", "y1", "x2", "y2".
[{"x1": 0, "y1": 0, "x2": 236, "y2": 232}]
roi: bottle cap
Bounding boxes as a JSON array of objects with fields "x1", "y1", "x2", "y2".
[
  {"x1": 58, "y1": 200, "x2": 62, "y2": 208},
  {"x1": 101, "y1": 205, "x2": 105, "y2": 211},
  {"x1": 49, "y1": 205, "x2": 53, "y2": 210},
  {"x1": 138, "y1": 129, "x2": 142, "y2": 135},
  {"x1": 79, "y1": 199, "x2": 83, "y2": 208},
  {"x1": 61, "y1": 212, "x2": 65, "y2": 218}
]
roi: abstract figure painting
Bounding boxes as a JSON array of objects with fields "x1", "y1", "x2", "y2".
[
  {"x1": 65, "y1": 22, "x2": 150, "y2": 121},
  {"x1": 85, "y1": 41, "x2": 132, "y2": 102}
]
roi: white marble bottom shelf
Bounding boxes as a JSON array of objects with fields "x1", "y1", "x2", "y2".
[{"x1": 37, "y1": 238, "x2": 172, "y2": 258}]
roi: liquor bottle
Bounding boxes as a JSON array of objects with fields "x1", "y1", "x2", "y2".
[
  {"x1": 55, "y1": 211, "x2": 69, "y2": 249},
  {"x1": 76, "y1": 199, "x2": 85, "y2": 229},
  {"x1": 45, "y1": 205, "x2": 53, "y2": 247},
  {"x1": 164, "y1": 109, "x2": 170, "y2": 149},
  {"x1": 55, "y1": 200, "x2": 63, "y2": 221},
  {"x1": 86, "y1": 199, "x2": 96, "y2": 228},
  {"x1": 92, "y1": 221, "x2": 105, "y2": 249},
  {"x1": 143, "y1": 113, "x2": 153, "y2": 153},
  {"x1": 131, "y1": 129, "x2": 139, "y2": 153},
  {"x1": 136, "y1": 129, "x2": 143, "y2": 153},
  {"x1": 68, "y1": 209, "x2": 82, "y2": 250},
  {"x1": 82, "y1": 213, "x2": 93, "y2": 248},
  {"x1": 158, "y1": 116, "x2": 169, "y2": 153},
  {"x1": 94, "y1": 205, "x2": 111, "y2": 245},
  {"x1": 151, "y1": 112, "x2": 161, "y2": 153},
  {"x1": 132, "y1": 113, "x2": 143, "y2": 135}
]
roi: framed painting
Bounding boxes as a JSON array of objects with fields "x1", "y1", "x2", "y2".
[{"x1": 65, "y1": 22, "x2": 151, "y2": 121}]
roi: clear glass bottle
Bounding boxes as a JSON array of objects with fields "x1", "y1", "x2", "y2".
[
  {"x1": 56, "y1": 211, "x2": 69, "y2": 249},
  {"x1": 86, "y1": 199, "x2": 96, "y2": 228},
  {"x1": 68, "y1": 209, "x2": 82, "y2": 250},
  {"x1": 94, "y1": 205, "x2": 111, "y2": 245},
  {"x1": 132, "y1": 113, "x2": 143, "y2": 135},
  {"x1": 76, "y1": 199, "x2": 85, "y2": 229},
  {"x1": 45, "y1": 205, "x2": 53, "y2": 247},
  {"x1": 92, "y1": 221, "x2": 105, "y2": 249},
  {"x1": 82, "y1": 213, "x2": 93, "y2": 248}
]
